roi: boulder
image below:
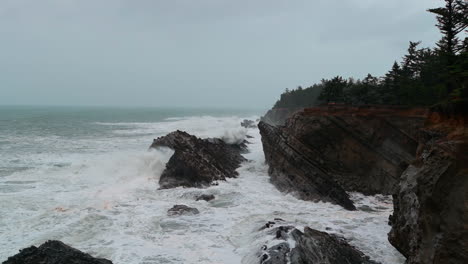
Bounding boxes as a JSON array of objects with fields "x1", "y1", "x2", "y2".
[
  {"x1": 2, "y1": 240, "x2": 112, "y2": 264},
  {"x1": 259, "y1": 225, "x2": 379, "y2": 264},
  {"x1": 150, "y1": 130, "x2": 246, "y2": 189},
  {"x1": 167, "y1": 205, "x2": 200, "y2": 216},
  {"x1": 195, "y1": 194, "x2": 215, "y2": 202}
]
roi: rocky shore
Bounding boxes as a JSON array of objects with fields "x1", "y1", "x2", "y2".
[
  {"x1": 3, "y1": 105, "x2": 466, "y2": 264},
  {"x1": 259, "y1": 105, "x2": 467, "y2": 264}
]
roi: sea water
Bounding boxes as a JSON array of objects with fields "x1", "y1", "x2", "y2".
[{"x1": 0, "y1": 105, "x2": 405, "y2": 263}]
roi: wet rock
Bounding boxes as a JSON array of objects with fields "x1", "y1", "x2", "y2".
[
  {"x1": 258, "y1": 106, "x2": 428, "y2": 211},
  {"x1": 389, "y1": 139, "x2": 468, "y2": 263},
  {"x1": 259, "y1": 225, "x2": 379, "y2": 264},
  {"x1": 2, "y1": 240, "x2": 112, "y2": 264},
  {"x1": 167, "y1": 204, "x2": 200, "y2": 216},
  {"x1": 241, "y1": 119, "x2": 256, "y2": 128},
  {"x1": 195, "y1": 194, "x2": 215, "y2": 202},
  {"x1": 258, "y1": 121, "x2": 356, "y2": 210},
  {"x1": 150, "y1": 130, "x2": 246, "y2": 189}
]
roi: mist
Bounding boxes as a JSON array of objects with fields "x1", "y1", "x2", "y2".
[{"x1": 0, "y1": 0, "x2": 441, "y2": 108}]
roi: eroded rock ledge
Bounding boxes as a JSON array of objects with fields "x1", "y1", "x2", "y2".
[
  {"x1": 150, "y1": 130, "x2": 246, "y2": 189},
  {"x1": 3, "y1": 240, "x2": 112, "y2": 264},
  {"x1": 388, "y1": 107, "x2": 468, "y2": 264},
  {"x1": 259, "y1": 106, "x2": 428, "y2": 210}
]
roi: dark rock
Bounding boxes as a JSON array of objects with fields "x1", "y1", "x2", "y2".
[
  {"x1": 150, "y1": 130, "x2": 246, "y2": 189},
  {"x1": 195, "y1": 194, "x2": 215, "y2": 202},
  {"x1": 167, "y1": 204, "x2": 200, "y2": 216},
  {"x1": 259, "y1": 226, "x2": 379, "y2": 264},
  {"x1": 2, "y1": 240, "x2": 112, "y2": 264},
  {"x1": 258, "y1": 121, "x2": 356, "y2": 210},
  {"x1": 259, "y1": 106, "x2": 428, "y2": 205},
  {"x1": 388, "y1": 108, "x2": 468, "y2": 264},
  {"x1": 241, "y1": 119, "x2": 256, "y2": 128},
  {"x1": 389, "y1": 142, "x2": 468, "y2": 263}
]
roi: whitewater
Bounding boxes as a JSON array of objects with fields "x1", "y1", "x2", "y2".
[{"x1": 0, "y1": 106, "x2": 404, "y2": 263}]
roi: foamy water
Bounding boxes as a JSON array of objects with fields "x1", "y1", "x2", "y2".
[{"x1": 0, "y1": 108, "x2": 404, "y2": 263}]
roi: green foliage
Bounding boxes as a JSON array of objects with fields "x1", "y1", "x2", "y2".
[{"x1": 272, "y1": 0, "x2": 468, "y2": 109}]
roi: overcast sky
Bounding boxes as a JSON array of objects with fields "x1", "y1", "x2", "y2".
[{"x1": 0, "y1": 0, "x2": 442, "y2": 108}]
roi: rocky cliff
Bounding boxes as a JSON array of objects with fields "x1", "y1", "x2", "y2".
[
  {"x1": 259, "y1": 106, "x2": 428, "y2": 207},
  {"x1": 388, "y1": 106, "x2": 468, "y2": 264}
]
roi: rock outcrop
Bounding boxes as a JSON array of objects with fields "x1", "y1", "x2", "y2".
[
  {"x1": 259, "y1": 106, "x2": 428, "y2": 201},
  {"x1": 258, "y1": 121, "x2": 356, "y2": 210},
  {"x1": 167, "y1": 204, "x2": 200, "y2": 216},
  {"x1": 2, "y1": 240, "x2": 112, "y2": 264},
  {"x1": 259, "y1": 224, "x2": 379, "y2": 264},
  {"x1": 195, "y1": 194, "x2": 215, "y2": 201},
  {"x1": 388, "y1": 106, "x2": 468, "y2": 264},
  {"x1": 150, "y1": 130, "x2": 246, "y2": 189}
]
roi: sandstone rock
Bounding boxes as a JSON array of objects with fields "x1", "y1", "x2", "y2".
[
  {"x1": 388, "y1": 111, "x2": 468, "y2": 264},
  {"x1": 150, "y1": 130, "x2": 246, "y2": 189},
  {"x1": 259, "y1": 106, "x2": 427, "y2": 201},
  {"x1": 2, "y1": 240, "x2": 112, "y2": 264},
  {"x1": 258, "y1": 121, "x2": 356, "y2": 210},
  {"x1": 167, "y1": 204, "x2": 200, "y2": 216}
]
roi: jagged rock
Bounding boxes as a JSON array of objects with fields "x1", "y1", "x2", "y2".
[
  {"x1": 241, "y1": 119, "x2": 256, "y2": 128},
  {"x1": 259, "y1": 106, "x2": 428, "y2": 206},
  {"x1": 259, "y1": 225, "x2": 379, "y2": 264},
  {"x1": 150, "y1": 130, "x2": 246, "y2": 189},
  {"x1": 167, "y1": 204, "x2": 200, "y2": 216},
  {"x1": 2, "y1": 240, "x2": 112, "y2": 264},
  {"x1": 195, "y1": 194, "x2": 215, "y2": 201},
  {"x1": 388, "y1": 109, "x2": 468, "y2": 264},
  {"x1": 258, "y1": 121, "x2": 356, "y2": 210}
]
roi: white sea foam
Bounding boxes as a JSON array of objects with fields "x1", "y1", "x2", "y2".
[{"x1": 0, "y1": 115, "x2": 404, "y2": 264}]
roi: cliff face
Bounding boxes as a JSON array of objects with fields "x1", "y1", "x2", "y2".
[
  {"x1": 259, "y1": 121, "x2": 356, "y2": 210},
  {"x1": 259, "y1": 106, "x2": 428, "y2": 199},
  {"x1": 388, "y1": 109, "x2": 468, "y2": 264}
]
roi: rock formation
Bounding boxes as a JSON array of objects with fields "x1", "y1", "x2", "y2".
[
  {"x1": 259, "y1": 223, "x2": 379, "y2": 264},
  {"x1": 195, "y1": 194, "x2": 215, "y2": 201},
  {"x1": 258, "y1": 121, "x2": 356, "y2": 210},
  {"x1": 150, "y1": 130, "x2": 246, "y2": 189},
  {"x1": 2, "y1": 240, "x2": 112, "y2": 264},
  {"x1": 388, "y1": 106, "x2": 468, "y2": 264},
  {"x1": 259, "y1": 106, "x2": 428, "y2": 203},
  {"x1": 167, "y1": 204, "x2": 200, "y2": 216}
]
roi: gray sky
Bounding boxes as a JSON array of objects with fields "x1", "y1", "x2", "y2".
[{"x1": 0, "y1": 0, "x2": 442, "y2": 109}]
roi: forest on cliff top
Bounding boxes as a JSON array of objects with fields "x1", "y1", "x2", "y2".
[{"x1": 273, "y1": 0, "x2": 467, "y2": 109}]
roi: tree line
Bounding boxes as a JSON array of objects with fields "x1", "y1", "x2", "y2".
[{"x1": 273, "y1": 0, "x2": 467, "y2": 109}]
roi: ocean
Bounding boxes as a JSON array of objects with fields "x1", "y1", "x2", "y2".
[{"x1": 0, "y1": 105, "x2": 404, "y2": 263}]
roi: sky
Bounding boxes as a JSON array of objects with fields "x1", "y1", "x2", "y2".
[{"x1": 0, "y1": 0, "x2": 442, "y2": 109}]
